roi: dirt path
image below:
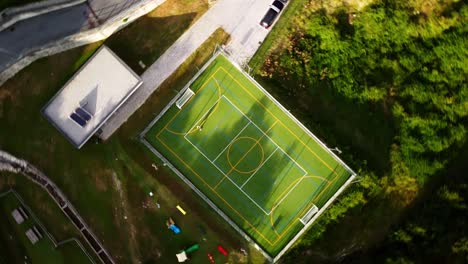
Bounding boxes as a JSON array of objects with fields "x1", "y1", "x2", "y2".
[{"x1": 111, "y1": 171, "x2": 140, "y2": 263}]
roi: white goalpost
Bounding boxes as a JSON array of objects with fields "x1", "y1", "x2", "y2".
[
  {"x1": 300, "y1": 204, "x2": 318, "y2": 225},
  {"x1": 176, "y1": 88, "x2": 195, "y2": 109}
]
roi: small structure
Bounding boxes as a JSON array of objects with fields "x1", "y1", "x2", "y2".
[
  {"x1": 176, "y1": 251, "x2": 188, "y2": 262},
  {"x1": 11, "y1": 208, "x2": 27, "y2": 224},
  {"x1": 166, "y1": 218, "x2": 181, "y2": 234},
  {"x1": 207, "y1": 253, "x2": 215, "y2": 263},
  {"x1": 217, "y1": 245, "x2": 228, "y2": 256},
  {"x1": 185, "y1": 244, "x2": 199, "y2": 254},
  {"x1": 169, "y1": 224, "x2": 181, "y2": 234},
  {"x1": 42, "y1": 45, "x2": 142, "y2": 149},
  {"x1": 176, "y1": 244, "x2": 200, "y2": 262},
  {"x1": 25, "y1": 226, "x2": 42, "y2": 245}
]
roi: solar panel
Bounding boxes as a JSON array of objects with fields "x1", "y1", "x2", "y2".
[
  {"x1": 75, "y1": 107, "x2": 92, "y2": 121},
  {"x1": 70, "y1": 113, "x2": 86, "y2": 127}
]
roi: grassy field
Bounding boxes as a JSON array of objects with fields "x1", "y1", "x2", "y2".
[
  {"x1": 0, "y1": 0, "x2": 219, "y2": 262},
  {"x1": 0, "y1": 22, "x2": 267, "y2": 263},
  {"x1": 0, "y1": 174, "x2": 101, "y2": 263},
  {"x1": 144, "y1": 54, "x2": 355, "y2": 256},
  {"x1": 0, "y1": 190, "x2": 92, "y2": 264}
]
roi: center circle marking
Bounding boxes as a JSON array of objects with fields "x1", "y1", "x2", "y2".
[{"x1": 227, "y1": 136, "x2": 264, "y2": 174}]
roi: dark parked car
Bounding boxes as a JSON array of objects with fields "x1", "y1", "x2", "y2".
[{"x1": 260, "y1": 0, "x2": 285, "y2": 29}]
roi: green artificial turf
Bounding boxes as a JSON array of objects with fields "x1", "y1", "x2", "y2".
[{"x1": 144, "y1": 53, "x2": 355, "y2": 256}]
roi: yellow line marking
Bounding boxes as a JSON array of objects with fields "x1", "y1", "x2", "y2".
[
  {"x1": 214, "y1": 121, "x2": 277, "y2": 189},
  {"x1": 227, "y1": 136, "x2": 265, "y2": 174},
  {"x1": 153, "y1": 62, "x2": 346, "y2": 247},
  {"x1": 212, "y1": 67, "x2": 345, "y2": 244},
  {"x1": 160, "y1": 68, "x2": 222, "y2": 136},
  {"x1": 269, "y1": 176, "x2": 329, "y2": 237},
  {"x1": 196, "y1": 80, "x2": 223, "y2": 129},
  {"x1": 271, "y1": 180, "x2": 336, "y2": 244},
  {"x1": 272, "y1": 179, "x2": 334, "y2": 244},
  {"x1": 156, "y1": 133, "x2": 276, "y2": 245},
  {"x1": 219, "y1": 67, "x2": 339, "y2": 178}
]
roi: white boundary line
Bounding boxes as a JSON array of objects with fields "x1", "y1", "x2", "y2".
[
  {"x1": 213, "y1": 121, "x2": 251, "y2": 162},
  {"x1": 223, "y1": 96, "x2": 308, "y2": 174},
  {"x1": 223, "y1": 96, "x2": 311, "y2": 213},
  {"x1": 220, "y1": 51, "x2": 356, "y2": 176},
  {"x1": 268, "y1": 172, "x2": 308, "y2": 214},
  {"x1": 240, "y1": 150, "x2": 308, "y2": 215},
  {"x1": 185, "y1": 94, "x2": 309, "y2": 217},
  {"x1": 216, "y1": 51, "x2": 358, "y2": 262},
  {"x1": 141, "y1": 50, "x2": 358, "y2": 263},
  {"x1": 139, "y1": 136, "x2": 273, "y2": 263},
  {"x1": 184, "y1": 134, "x2": 271, "y2": 215},
  {"x1": 240, "y1": 147, "x2": 278, "y2": 188}
]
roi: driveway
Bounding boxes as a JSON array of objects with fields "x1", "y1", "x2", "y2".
[{"x1": 100, "y1": 0, "x2": 279, "y2": 139}]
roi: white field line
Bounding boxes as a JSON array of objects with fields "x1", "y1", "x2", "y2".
[
  {"x1": 184, "y1": 135, "x2": 270, "y2": 215},
  {"x1": 240, "y1": 147, "x2": 278, "y2": 189},
  {"x1": 185, "y1": 95, "x2": 223, "y2": 136},
  {"x1": 213, "y1": 120, "x2": 251, "y2": 162},
  {"x1": 222, "y1": 171, "x2": 270, "y2": 215},
  {"x1": 223, "y1": 96, "x2": 308, "y2": 175},
  {"x1": 220, "y1": 96, "x2": 309, "y2": 215},
  {"x1": 184, "y1": 134, "x2": 228, "y2": 177},
  {"x1": 183, "y1": 90, "x2": 317, "y2": 219},
  {"x1": 219, "y1": 52, "x2": 357, "y2": 176},
  {"x1": 140, "y1": 137, "x2": 272, "y2": 263},
  {"x1": 268, "y1": 171, "x2": 308, "y2": 215}
]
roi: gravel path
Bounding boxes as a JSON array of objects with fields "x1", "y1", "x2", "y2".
[{"x1": 99, "y1": 0, "x2": 275, "y2": 140}]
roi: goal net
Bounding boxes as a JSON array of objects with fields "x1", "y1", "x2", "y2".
[
  {"x1": 176, "y1": 88, "x2": 195, "y2": 109},
  {"x1": 300, "y1": 204, "x2": 318, "y2": 225}
]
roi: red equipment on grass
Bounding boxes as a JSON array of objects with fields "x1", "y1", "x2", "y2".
[
  {"x1": 217, "y1": 245, "x2": 228, "y2": 256},
  {"x1": 207, "y1": 253, "x2": 215, "y2": 263}
]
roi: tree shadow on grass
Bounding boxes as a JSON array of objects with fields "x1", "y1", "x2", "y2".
[
  {"x1": 105, "y1": 12, "x2": 199, "y2": 75},
  {"x1": 201, "y1": 68, "x2": 320, "y2": 253},
  {"x1": 256, "y1": 76, "x2": 395, "y2": 176}
]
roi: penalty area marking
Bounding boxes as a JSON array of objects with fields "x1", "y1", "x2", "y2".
[{"x1": 182, "y1": 94, "x2": 311, "y2": 217}]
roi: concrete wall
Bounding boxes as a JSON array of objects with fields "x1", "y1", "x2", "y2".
[
  {"x1": 0, "y1": 0, "x2": 166, "y2": 86},
  {"x1": 0, "y1": 0, "x2": 86, "y2": 31}
]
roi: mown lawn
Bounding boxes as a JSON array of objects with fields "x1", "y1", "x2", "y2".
[
  {"x1": 249, "y1": 0, "x2": 468, "y2": 263},
  {"x1": 0, "y1": 189, "x2": 93, "y2": 264},
  {"x1": 0, "y1": 22, "x2": 265, "y2": 263},
  {"x1": 0, "y1": 0, "x2": 213, "y2": 262}
]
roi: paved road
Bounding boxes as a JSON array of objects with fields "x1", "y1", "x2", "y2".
[{"x1": 100, "y1": 0, "x2": 276, "y2": 139}]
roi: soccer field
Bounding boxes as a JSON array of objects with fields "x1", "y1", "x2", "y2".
[{"x1": 143, "y1": 53, "x2": 356, "y2": 259}]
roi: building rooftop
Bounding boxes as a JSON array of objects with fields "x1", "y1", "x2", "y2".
[
  {"x1": 42, "y1": 45, "x2": 142, "y2": 148},
  {"x1": 25, "y1": 228, "x2": 40, "y2": 244},
  {"x1": 11, "y1": 209, "x2": 25, "y2": 224}
]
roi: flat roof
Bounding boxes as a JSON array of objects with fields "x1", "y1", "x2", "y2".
[
  {"x1": 43, "y1": 45, "x2": 142, "y2": 148},
  {"x1": 11, "y1": 209, "x2": 25, "y2": 224},
  {"x1": 25, "y1": 229, "x2": 39, "y2": 244}
]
